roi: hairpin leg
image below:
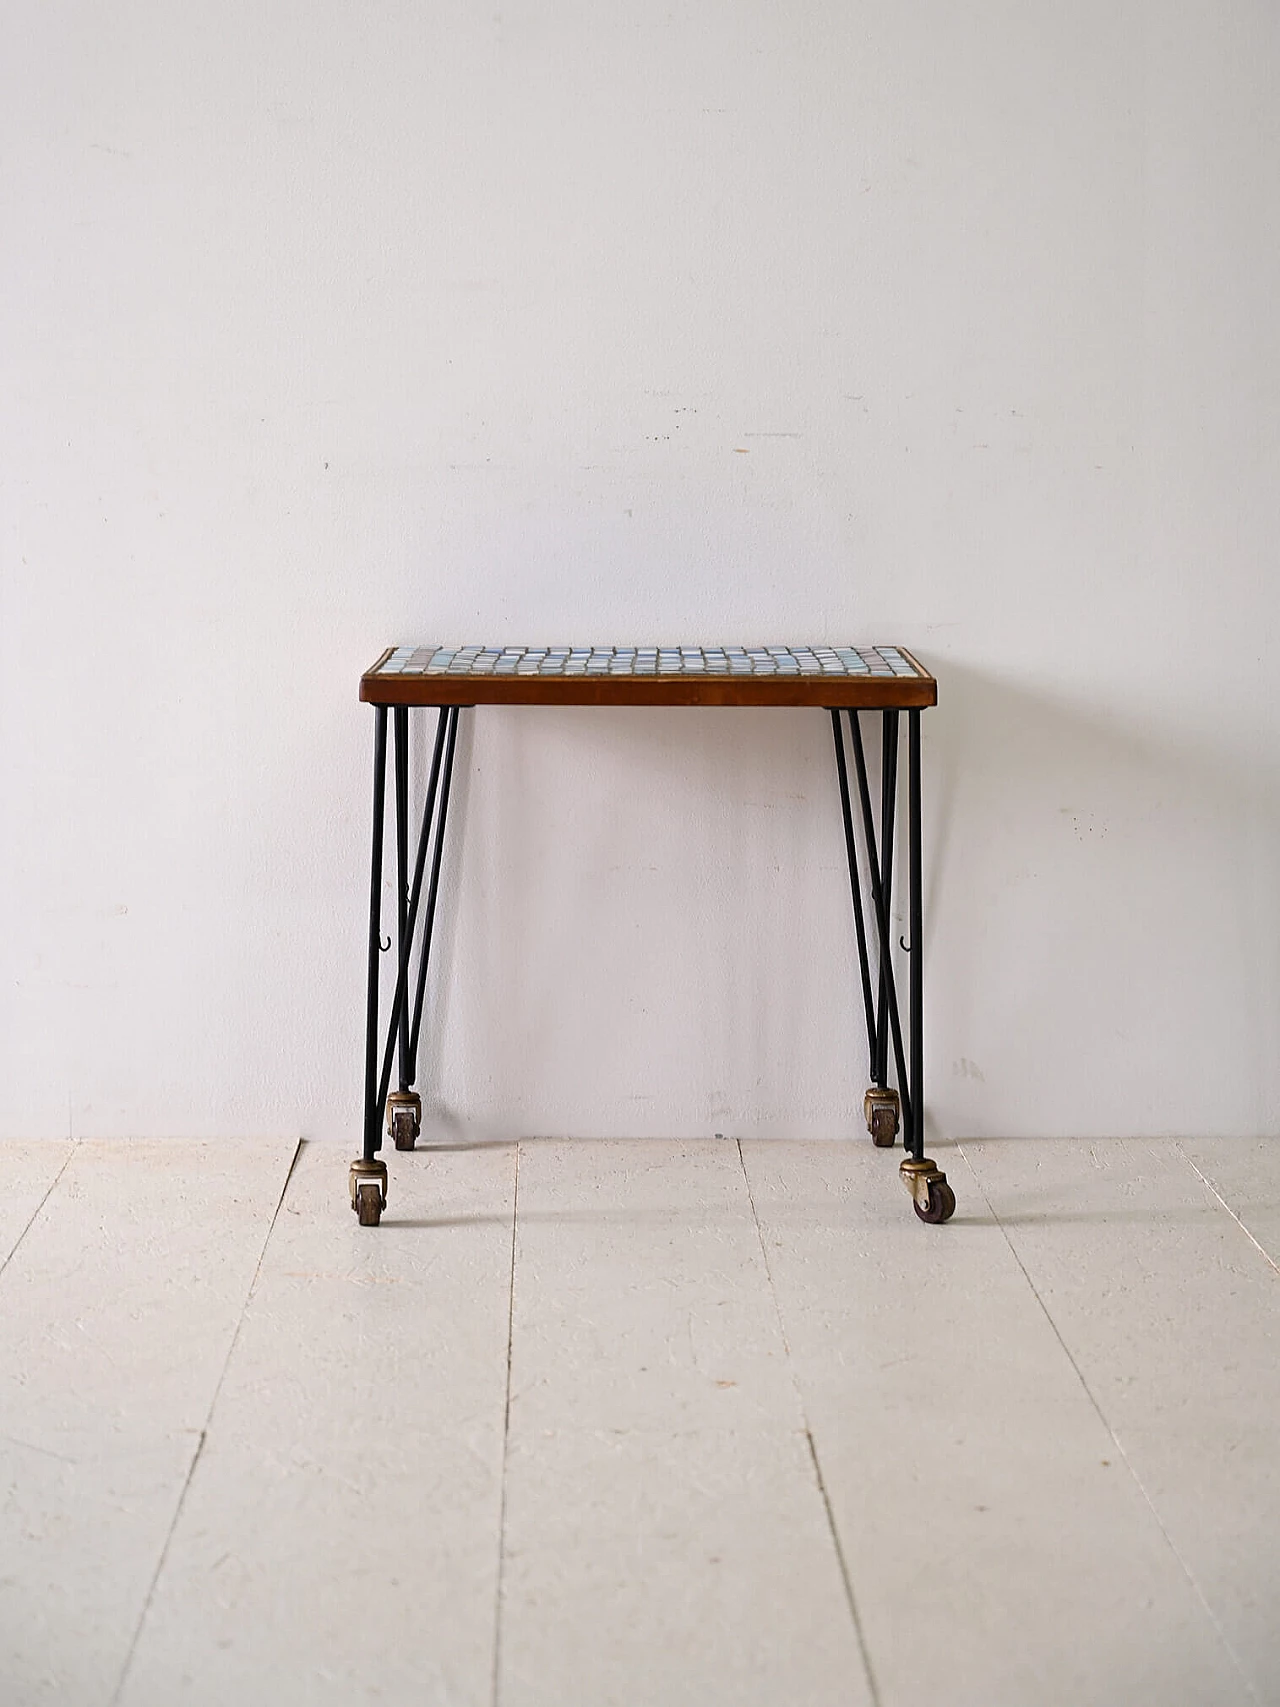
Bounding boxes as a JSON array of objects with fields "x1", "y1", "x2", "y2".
[
  {"x1": 847, "y1": 710, "x2": 913, "y2": 1141},
  {"x1": 830, "y1": 703, "x2": 953, "y2": 1222},
  {"x1": 830, "y1": 709, "x2": 879, "y2": 1080},
  {"x1": 386, "y1": 707, "x2": 420, "y2": 1149},
  {"x1": 865, "y1": 710, "x2": 901, "y2": 1144},
  {"x1": 351, "y1": 706, "x2": 390, "y2": 1226},
  {"x1": 378, "y1": 707, "x2": 455, "y2": 1155},
  {"x1": 352, "y1": 703, "x2": 463, "y2": 1222},
  {"x1": 897, "y1": 709, "x2": 955, "y2": 1223}
]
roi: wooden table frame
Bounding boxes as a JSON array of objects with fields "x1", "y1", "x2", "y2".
[{"x1": 349, "y1": 647, "x2": 953, "y2": 1228}]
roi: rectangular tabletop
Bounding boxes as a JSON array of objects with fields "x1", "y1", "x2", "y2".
[{"x1": 361, "y1": 645, "x2": 937, "y2": 708}]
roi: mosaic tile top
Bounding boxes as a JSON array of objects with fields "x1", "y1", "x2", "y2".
[{"x1": 372, "y1": 645, "x2": 924, "y2": 680}]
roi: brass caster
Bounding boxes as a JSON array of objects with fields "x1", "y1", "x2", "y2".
[
  {"x1": 900, "y1": 1156, "x2": 956, "y2": 1225},
  {"x1": 864, "y1": 1086, "x2": 900, "y2": 1148},
  {"x1": 349, "y1": 1158, "x2": 388, "y2": 1227},
  {"x1": 387, "y1": 1090, "x2": 422, "y2": 1152}
]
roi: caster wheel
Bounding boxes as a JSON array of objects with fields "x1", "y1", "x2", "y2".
[
  {"x1": 387, "y1": 1091, "x2": 421, "y2": 1152},
  {"x1": 900, "y1": 1156, "x2": 954, "y2": 1225},
  {"x1": 349, "y1": 1158, "x2": 387, "y2": 1228},
  {"x1": 913, "y1": 1180, "x2": 956, "y2": 1224},
  {"x1": 863, "y1": 1086, "x2": 900, "y2": 1147},
  {"x1": 870, "y1": 1105, "x2": 897, "y2": 1148}
]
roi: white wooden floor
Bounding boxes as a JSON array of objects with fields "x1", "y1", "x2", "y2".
[{"x1": 0, "y1": 1135, "x2": 1276, "y2": 1707}]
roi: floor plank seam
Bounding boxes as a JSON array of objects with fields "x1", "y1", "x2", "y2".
[
  {"x1": 1174, "y1": 1142, "x2": 1279, "y2": 1276},
  {"x1": 803, "y1": 1428, "x2": 883, "y2": 1707},
  {"x1": 0, "y1": 1140, "x2": 77, "y2": 1281},
  {"x1": 490, "y1": 1139, "x2": 521, "y2": 1707},
  {"x1": 736, "y1": 1139, "x2": 883, "y2": 1707},
  {"x1": 956, "y1": 1142, "x2": 1263, "y2": 1706},
  {"x1": 107, "y1": 1136, "x2": 305, "y2": 1707}
]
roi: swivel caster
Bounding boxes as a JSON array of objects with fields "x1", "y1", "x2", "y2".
[
  {"x1": 900, "y1": 1155, "x2": 956, "y2": 1225},
  {"x1": 349, "y1": 1158, "x2": 388, "y2": 1227},
  {"x1": 863, "y1": 1086, "x2": 900, "y2": 1148},
  {"x1": 387, "y1": 1089, "x2": 422, "y2": 1152}
]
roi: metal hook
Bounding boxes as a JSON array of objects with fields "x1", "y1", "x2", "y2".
[
  {"x1": 380, "y1": 934, "x2": 392, "y2": 952},
  {"x1": 899, "y1": 935, "x2": 911, "y2": 953}
]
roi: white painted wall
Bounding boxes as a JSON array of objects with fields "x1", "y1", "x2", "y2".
[{"x1": 3, "y1": 3, "x2": 1278, "y2": 1145}]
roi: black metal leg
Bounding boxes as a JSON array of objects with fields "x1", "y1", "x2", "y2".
[
  {"x1": 894, "y1": 707, "x2": 952, "y2": 1220},
  {"x1": 393, "y1": 707, "x2": 411, "y2": 1092},
  {"x1": 874, "y1": 711, "x2": 899, "y2": 1089},
  {"x1": 908, "y1": 709, "x2": 923, "y2": 1160},
  {"x1": 830, "y1": 702, "x2": 951, "y2": 1219},
  {"x1": 354, "y1": 703, "x2": 459, "y2": 1219},
  {"x1": 408, "y1": 705, "x2": 460, "y2": 1077},
  {"x1": 362, "y1": 708, "x2": 389, "y2": 1164},
  {"x1": 375, "y1": 707, "x2": 452, "y2": 1122},
  {"x1": 847, "y1": 710, "x2": 913, "y2": 1139},
  {"x1": 830, "y1": 710, "x2": 879, "y2": 1070}
]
